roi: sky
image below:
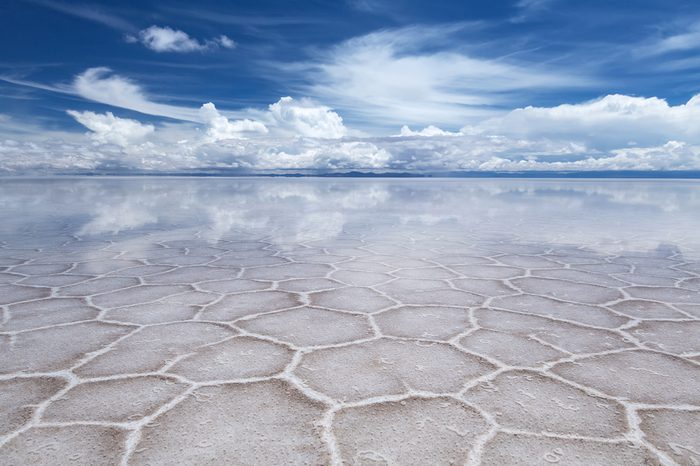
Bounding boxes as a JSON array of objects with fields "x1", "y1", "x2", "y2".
[{"x1": 1, "y1": 0, "x2": 700, "y2": 173}]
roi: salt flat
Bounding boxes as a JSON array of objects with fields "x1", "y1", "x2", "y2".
[{"x1": 0, "y1": 178, "x2": 699, "y2": 465}]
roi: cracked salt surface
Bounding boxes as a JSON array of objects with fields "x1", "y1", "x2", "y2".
[{"x1": 0, "y1": 177, "x2": 699, "y2": 465}]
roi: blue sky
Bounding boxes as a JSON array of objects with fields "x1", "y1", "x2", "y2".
[{"x1": 1, "y1": 0, "x2": 700, "y2": 172}]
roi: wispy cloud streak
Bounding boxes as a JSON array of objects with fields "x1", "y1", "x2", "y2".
[{"x1": 288, "y1": 24, "x2": 592, "y2": 130}]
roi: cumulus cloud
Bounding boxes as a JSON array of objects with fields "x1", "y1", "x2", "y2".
[
  {"x1": 398, "y1": 125, "x2": 461, "y2": 137},
  {"x1": 469, "y1": 93, "x2": 700, "y2": 150},
  {"x1": 65, "y1": 70, "x2": 344, "y2": 139},
  {"x1": 248, "y1": 140, "x2": 391, "y2": 169},
  {"x1": 67, "y1": 110, "x2": 154, "y2": 146},
  {"x1": 4, "y1": 124, "x2": 700, "y2": 174},
  {"x1": 268, "y1": 97, "x2": 347, "y2": 138},
  {"x1": 572, "y1": 141, "x2": 700, "y2": 171},
  {"x1": 4, "y1": 90, "x2": 700, "y2": 174},
  {"x1": 199, "y1": 102, "x2": 268, "y2": 141},
  {"x1": 128, "y1": 26, "x2": 236, "y2": 53}
]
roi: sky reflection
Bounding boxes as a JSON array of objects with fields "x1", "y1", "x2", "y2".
[{"x1": 1, "y1": 178, "x2": 699, "y2": 256}]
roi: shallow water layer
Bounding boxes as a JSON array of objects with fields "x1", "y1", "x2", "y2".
[{"x1": 0, "y1": 177, "x2": 699, "y2": 465}]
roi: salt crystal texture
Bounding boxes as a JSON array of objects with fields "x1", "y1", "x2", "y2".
[{"x1": 1, "y1": 178, "x2": 699, "y2": 465}]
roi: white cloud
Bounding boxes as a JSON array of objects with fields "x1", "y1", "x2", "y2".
[
  {"x1": 199, "y1": 102, "x2": 268, "y2": 141},
  {"x1": 217, "y1": 35, "x2": 236, "y2": 49},
  {"x1": 295, "y1": 25, "x2": 590, "y2": 130},
  {"x1": 35, "y1": 0, "x2": 135, "y2": 31},
  {"x1": 469, "y1": 93, "x2": 700, "y2": 150},
  {"x1": 4, "y1": 91, "x2": 700, "y2": 174},
  {"x1": 67, "y1": 110, "x2": 154, "y2": 146},
  {"x1": 130, "y1": 26, "x2": 236, "y2": 53},
  {"x1": 511, "y1": 0, "x2": 557, "y2": 22},
  {"x1": 134, "y1": 26, "x2": 203, "y2": 52},
  {"x1": 398, "y1": 125, "x2": 460, "y2": 137},
  {"x1": 65, "y1": 70, "x2": 344, "y2": 140},
  {"x1": 249, "y1": 140, "x2": 391, "y2": 169},
  {"x1": 268, "y1": 96, "x2": 347, "y2": 138},
  {"x1": 78, "y1": 202, "x2": 158, "y2": 235},
  {"x1": 4, "y1": 124, "x2": 700, "y2": 174},
  {"x1": 72, "y1": 67, "x2": 202, "y2": 122},
  {"x1": 571, "y1": 141, "x2": 700, "y2": 171},
  {"x1": 637, "y1": 21, "x2": 700, "y2": 56}
]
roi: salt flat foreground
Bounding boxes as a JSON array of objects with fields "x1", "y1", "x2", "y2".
[{"x1": 0, "y1": 178, "x2": 699, "y2": 465}]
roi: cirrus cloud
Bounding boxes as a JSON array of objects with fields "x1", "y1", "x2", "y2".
[
  {"x1": 72, "y1": 67, "x2": 203, "y2": 122},
  {"x1": 292, "y1": 24, "x2": 592, "y2": 130}
]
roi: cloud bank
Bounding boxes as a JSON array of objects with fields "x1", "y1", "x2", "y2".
[
  {"x1": 4, "y1": 94, "x2": 700, "y2": 173},
  {"x1": 3, "y1": 67, "x2": 700, "y2": 173},
  {"x1": 3, "y1": 129, "x2": 699, "y2": 173},
  {"x1": 471, "y1": 94, "x2": 700, "y2": 149}
]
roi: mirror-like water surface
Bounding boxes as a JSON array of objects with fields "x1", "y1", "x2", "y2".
[
  {"x1": 2, "y1": 178, "x2": 700, "y2": 253},
  {"x1": 0, "y1": 178, "x2": 699, "y2": 465}
]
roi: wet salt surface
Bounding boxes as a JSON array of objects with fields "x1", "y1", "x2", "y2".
[{"x1": 0, "y1": 177, "x2": 699, "y2": 465}]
